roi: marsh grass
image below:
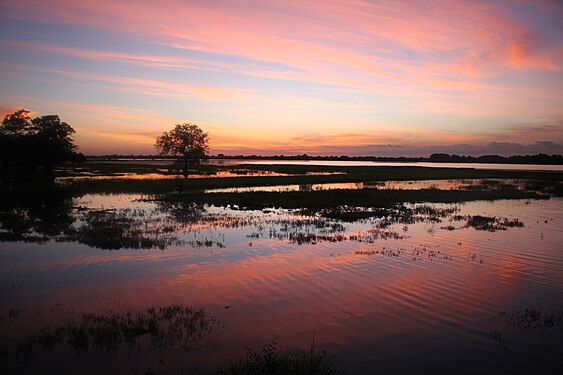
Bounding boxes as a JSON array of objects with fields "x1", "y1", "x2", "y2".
[
  {"x1": 0, "y1": 163, "x2": 558, "y2": 250},
  {"x1": 0, "y1": 190, "x2": 530, "y2": 250},
  {"x1": 499, "y1": 306, "x2": 563, "y2": 331},
  {"x1": 54, "y1": 165, "x2": 563, "y2": 195},
  {"x1": 218, "y1": 341, "x2": 344, "y2": 375},
  {"x1": 12, "y1": 305, "x2": 219, "y2": 359},
  {"x1": 466, "y1": 215, "x2": 524, "y2": 231},
  {"x1": 162, "y1": 188, "x2": 546, "y2": 211}
]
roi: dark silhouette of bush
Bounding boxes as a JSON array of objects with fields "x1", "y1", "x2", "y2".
[
  {"x1": 0, "y1": 109, "x2": 84, "y2": 172},
  {"x1": 429, "y1": 152, "x2": 562, "y2": 164}
]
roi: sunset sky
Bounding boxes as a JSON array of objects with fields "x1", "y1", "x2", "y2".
[{"x1": 1, "y1": 0, "x2": 562, "y2": 156}]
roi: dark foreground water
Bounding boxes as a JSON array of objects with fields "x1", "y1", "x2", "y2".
[{"x1": 1, "y1": 192, "x2": 562, "y2": 374}]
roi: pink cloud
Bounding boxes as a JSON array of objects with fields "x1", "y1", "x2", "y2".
[
  {"x1": 0, "y1": 63, "x2": 253, "y2": 101},
  {"x1": 2, "y1": 0, "x2": 562, "y2": 154},
  {"x1": 3, "y1": 0, "x2": 561, "y2": 90}
]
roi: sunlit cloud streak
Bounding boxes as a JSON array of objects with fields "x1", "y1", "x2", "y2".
[{"x1": 0, "y1": 0, "x2": 562, "y2": 155}]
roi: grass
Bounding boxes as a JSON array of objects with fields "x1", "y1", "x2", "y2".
[
  {"x1": 11, "y1": 304, "x2": 219, "y2": 359},
  {"x1": 4, "y1": 303, "x2": 343, "y2": 374},
  {"x1": 499, "y1": 306, "x2": 563, "y2": 330},
  {"x1": 218, "y1": 341, "x2": 344, "y2": 375},
  {"x1": 3, "y1": 164, "x2": 562, "y2": 202},
  {"x1": 159, "y1": 188, "x2": 547, "y2": 211},
  {"x1": 466, "y1": 215, "x2": 524, "y2": 231},
  {"x1": 47, "y1": 164, "x2": 563, "y2": 194}
]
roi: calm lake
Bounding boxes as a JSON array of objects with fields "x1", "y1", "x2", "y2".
[{"x1": 1, "y1": 186, "x2": 562, "y2": 373}]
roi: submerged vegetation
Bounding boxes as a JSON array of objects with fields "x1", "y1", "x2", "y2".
[
  {"x1": 3, "y1": 303, "x2": 343, "y2": 374},
  {"x1": 1, "y1": 303, "x2": 221, "y2": 374},
  {"x1": 499, "y1": 306, "x2": 563, "y2": 331},
  {"x1": 0, "y1": 192, "x2": 528, "y2": 250},
  {"x1": 11, "y1": 304, "x2": 219, "y2": 358},
  {"x1": 219, "y1": 342, "x2": 344, "y2": 375},
  {"x1": 466, "y1": 215, "x2": 524, "y2": 231}
]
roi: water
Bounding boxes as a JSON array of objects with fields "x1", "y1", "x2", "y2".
[
  {"x1": 204, "y1": 178, "x2": 529, "y2": 193},
  {"x1": 86, "y1": 158, "x2": 563, "y2": 171},
  {"x1": 244, "y1": 160, "x2": 563, "y2": 171},
  {"x1": 55, "y1": 169, "x2": 344, "y2": 182},
  {"x1": 1, "y1": 193, "x2": 562, "y2": 373}
]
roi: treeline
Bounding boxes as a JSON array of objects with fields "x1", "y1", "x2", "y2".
[
  {"x1": 0, "y1": 109, "x2": 85, "y2": 173},
  {"x1": 89, "y1": 153, "x2": 563, "y2": 165},
  {"x1": 427, "y1": 153, "x2": 563, "y2": 165}
]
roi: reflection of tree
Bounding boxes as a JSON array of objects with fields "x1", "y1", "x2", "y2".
[
  {"x1": 0, "y1": 185, "x2": 212, "y2": 250},
  {"x1": 1, "y1": 187, "x2": 528, "y2": 252},
  {"x1": 0, "y1": 178, "x2": 74, "y2": 242},
  {"x1": 64, "y1": 209, "x2": 180, "y2": 250},
  {"x1": 155, "y1": 200, "x2": 204, "y2": 225}
]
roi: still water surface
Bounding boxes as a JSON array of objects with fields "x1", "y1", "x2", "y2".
[
  {"x1": 244, "y1": 160, "x2": 563, "y2": 171},
  {"x1": 1, "y1": 194, "x2": 562, "y2": 373},
  {"x1": 90, "y1": 158, "x2": 563, "y2": 171}
]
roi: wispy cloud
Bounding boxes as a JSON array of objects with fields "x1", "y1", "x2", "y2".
[
  {"x1": 1, "y1": 0, "x2": 562, "y2": 154},
  {"x1": 3, "y1": 0, "x2": 561, "y2": 88},
  {"x1": 0, "y1": 63, "x2": 254, "y2": 101}
]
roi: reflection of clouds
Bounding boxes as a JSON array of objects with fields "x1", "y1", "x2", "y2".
[
  {"x1": 2, "y1": 197, "x2": 562, "y2": 373},
  {"x1": 1, "y1": 188, "x2": 538, "y2": 250}
]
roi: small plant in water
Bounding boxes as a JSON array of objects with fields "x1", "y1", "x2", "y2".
[
  {"x1": 218, "y1": 341, "x2": 344, "y2": 375},
  {"x1": 10, "y1": 304, "x2": 220, "y2": 359}
]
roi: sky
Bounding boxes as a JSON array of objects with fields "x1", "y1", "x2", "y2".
[{"x1": 1, "y1": 0, "x2": 562, "y2": 157}]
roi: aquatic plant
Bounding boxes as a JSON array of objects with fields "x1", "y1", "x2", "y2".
[
  {"x1": 466, "y1": 215, "x2": 524, "y2": 231},
  {"x1": 499, "y1": 306, "x2": 563, "y2": 331},
  {"x1": 12, "y1": 304, "x2": 220, "y2": 359},
  {"x1": 218, "y1": 342, "x2": 344, "y2": 375}
]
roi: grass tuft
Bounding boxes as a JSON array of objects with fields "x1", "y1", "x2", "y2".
[{"x1": 218, "y1": 341, "x2": 344, "y2": 375}]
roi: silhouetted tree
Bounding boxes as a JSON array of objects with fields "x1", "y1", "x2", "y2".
[
  {"x1": 155, "y1": 123, "x2": 209, "y2": 177},
  {"x1": 429, "y1": 153, "x2": 452, "y2": 162},
  {"x1": 0, "y1": 109, "x2": 84, "y2": 172}
]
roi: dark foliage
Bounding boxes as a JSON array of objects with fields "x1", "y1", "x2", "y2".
[
  {"x1": 0, "y1": 109, "x2": 85, "y2": 172},
  {"x1": 429, "y1": 152, "x2": 563, "y2": 164},
  {"x1": 155, "y1": 123, "x2": 209, "y2": 177}
]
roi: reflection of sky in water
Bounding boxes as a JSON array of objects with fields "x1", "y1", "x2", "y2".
[
  {"x1": 245, "y1": 160, "x2": 563, "y2": 171},
  {"x1": 205, "y1": 178, "x2": 529, "y2": 193},
  {"x1": 55, "y1": 169, "x2": 345, "y2": 184},
  {"x1": 0, "y1": 196, "x2": 562, "y2": 374}
]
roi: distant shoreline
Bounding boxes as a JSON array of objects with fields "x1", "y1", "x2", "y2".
[{"x1": 86, "y1": 153, "x2": 563, "y2": 165}]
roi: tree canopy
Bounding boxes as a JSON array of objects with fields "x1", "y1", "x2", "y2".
[
  {"x1": 0, "y1": 109, "x2": 84, "y2": 172},
  {"x1": 155, "y1": 123, "x2": 209, "y2": 177}
]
